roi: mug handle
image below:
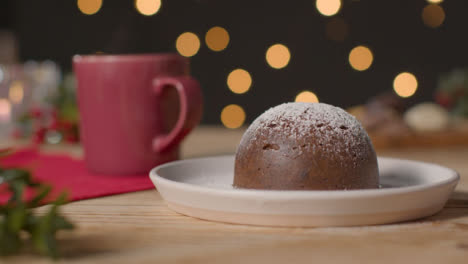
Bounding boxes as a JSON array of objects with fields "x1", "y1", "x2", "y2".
[{"x1": 152, "y1": 76, "x2": 203, "y2": 153}]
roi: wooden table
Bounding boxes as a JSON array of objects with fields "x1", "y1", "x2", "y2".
[{"x1": 6, "y1": 126, "x2": 468, "y2": 263}]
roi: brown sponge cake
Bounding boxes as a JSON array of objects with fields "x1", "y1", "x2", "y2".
[{"x1": 233, "y1": 102, "x2": 379, "y2": 190}]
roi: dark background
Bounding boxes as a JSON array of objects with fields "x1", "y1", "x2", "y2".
[{"x1": 0, "y1": 0, "x2": 464, "y2": 124}]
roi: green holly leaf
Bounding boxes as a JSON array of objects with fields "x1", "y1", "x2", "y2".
[
  {"x1": 0, "y1": 218, "x2": 22, "y2": 256},
  {"x1": 28, "y1": 185, "x2": 52, "y2": 208},
  {"x1": 0, "y1": 164, "x2": 74, "y2": 258},
  {"x1": 6, "y1": 203, "x2": 27, "y2": 233}
]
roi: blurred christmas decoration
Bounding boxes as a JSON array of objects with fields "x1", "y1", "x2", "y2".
[
  {"x1": 348, "y1": 92, "x2": 410, "y2": 137},
  {"x1": 435, "y1": 68, "x2": 468, "y2": 117},
  {"x1": 349, "y1": 88, "x2": 468, "y2": 149},
  {"x1": 403, "y1": 102, "x2": 450, "y2": 132},
  {"x1": 13, "y1": 70, "x2": 79, "y2": 145},
  {"x1": 0, "y1": 61, "x2": 63, "y2": 140}
]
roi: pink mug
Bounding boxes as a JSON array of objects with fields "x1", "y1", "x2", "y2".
[{"x1": 73, "y1": 54, "x2": 203, "y2": 175}]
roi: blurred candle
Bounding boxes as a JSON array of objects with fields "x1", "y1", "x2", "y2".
[
  {"x1": 316, "y1": 0, "x2": 341, "y2": 16},
  {"x1": 77, "y1": 0, "x2": 102, "y2": 15},
  {"x1": 0, "y1": 99, "x2": 11, "y2": 122},
  {"x1": 266, "y1": 44, "x2": 291, "y2": 69},
  {"x1": 422, "y1": 4, "x2": 445, "y2": 28},
  {"x1": 348, "y1": 46, "x2": 373, "y2": 71},
  {"x1": 221, "y1": 104, "x2": 246, "y2": 129},
  {"x1": 393, "y1": 72, "x2": 418, "y2": 98},
  {"x1": 176, "y1": 32, "x2": 200, "y2": 57},
  {"x1": 227, "y1": 69, "x2": 252, "y2": 94},
  {"x1": 295, "y1": 91, "x2": 319, "y2": 103},
  {"x1": 205, "y1": 26, "x2": 230, "y2": 52},
  {"x1": 9, "y1": 80, "x2": 24, "y2": 104},
  {"x1": 135, "y1": 0, "x2": 161, "y2": 16}
]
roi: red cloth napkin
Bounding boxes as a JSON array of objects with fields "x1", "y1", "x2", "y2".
[{"x1": 0, "y1": 148, "x2": 155, "y2": 204}]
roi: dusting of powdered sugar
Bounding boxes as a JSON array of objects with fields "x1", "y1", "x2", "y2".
[{"x1": 238, "y1": 102, "x2": 375, "y2": 167}]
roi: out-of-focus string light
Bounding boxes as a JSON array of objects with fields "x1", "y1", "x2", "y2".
[
  {"x1": 77, "y1": 0, "x2": 102, "y2": 15},
  {"x1": 316, "y1": 0, "x2": 341, "y2": 16},
  {"x1": 0, "y1": 98, "x2": 11, "y2": 122},
  {"x1": 227, "y1": 69, "x2": 252, "y2": 94},
  {"x1": 221, "y1": 104, "x2": 246, "y2": 129},
  {"x1": 9, "y1": 81, "x2": 24, "y2": 104},
  {"x1": 393, "y1": 72, "x2": 418, "y2": 98},
  {"x1": 205, "y1": 26, "x2": 230, "y2": 52},
  {"x1": 135, "y1": 0, "x2": 161, "y2": 16},
  {"x1": 348, "y1": 46, "x2": 373, "y2": 71},
  {"x1": 295, "y1": 91, "x2": 319, "y2": 103},
  {"x1": 422, "y1": 4, "x2": 445, "y2": 28},
  {"x1": 266, "y1": 44, "x2": 291, "y2": 69},
  {"x1": 176, "y1": 32, "x2": 200, "y2": 57},
  {"x1": 325, "y1": 17, "x2": 349, "y2": 42}
]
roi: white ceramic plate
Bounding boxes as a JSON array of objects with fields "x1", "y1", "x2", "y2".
[{"x1": 149, "y1": 156, "x2": 459, "y2": 227}]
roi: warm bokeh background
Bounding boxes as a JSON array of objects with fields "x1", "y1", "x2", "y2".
[{"x1": 0, "y1": 0, "x2": 464, "y2": 128}]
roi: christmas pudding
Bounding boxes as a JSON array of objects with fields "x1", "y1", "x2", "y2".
[{"x1": 233, "y1": 102, "x2": 379, "y2": 190}]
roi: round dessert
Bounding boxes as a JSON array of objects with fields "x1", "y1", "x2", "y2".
[{"x1": 233, "y1": 102, "x2": 379, "y2": 190}]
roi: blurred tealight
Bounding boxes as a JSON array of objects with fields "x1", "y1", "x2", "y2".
[
  {"x1": 266, "y1": 44, "x2": 291, "y2": 69},
  {"x1": 176, "y1": 32, "x2": 200, "y2": 57},
  {"x1": 221, "y1": 104, "x2": 246, "y2": 129},
  {"x1": 393, "y1": 72, "x2": 418, "y2": 98},
  {"x1": 227, "y1": 69, "x2": 251, "y2": 94},
  {"x1": 348, "y1": 46, "x2": 373, "y2": 71},
  {"x1": 0, "y1": 99, "x2": 11, "y2": 122},
  {"x1": 316, "y1": 0, "x2": 341, "y2": 16},
  {"x1": 422, "y1": 4, "x2": 445, "y2": 28},
  {"x1": 205, "y1": 26, "x2": 230, "y2": 52},
  {"x1": 9, "y1": 80, "x2": 24, "y2": 104},
  {"x1": 295, "y1": 91, "x2": 319, "y2": 103},
  {"x1": 77, "y1": 0, "x2": 102, "y2": 15},
  {"x1": 135, "y1": 0, "x2": 161, "y2": 16}
]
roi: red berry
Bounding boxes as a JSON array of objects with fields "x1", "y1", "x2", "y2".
[
  {"x1": 48, "y1": 119, "x2": 59, "y2": 130},
  {"x1": 435, "y1": 93, "x2": 453, "y2": 109},
  {"x1": 32, "y1": 127, "x2": 46, "y2": 144},
  {"x1": 64, "y1": 133, "x2": 78, "y2": 143},
  {"x1": 30, "y1": 107, "x2": 43, "y2": 118}
]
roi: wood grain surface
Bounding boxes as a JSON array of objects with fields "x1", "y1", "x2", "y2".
[{"x1": 3, "y1": 126, "x2": 468, "y2": 264}]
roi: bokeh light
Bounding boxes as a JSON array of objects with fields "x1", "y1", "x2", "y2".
[
  {"x1": 348, "y1": 46, "x2": 374, "y2": 71},
  {"x1": 135, "y1": 0, "x2": 161, "y2": 16},
  {"x1": 0, "y1": 98, "x2": 11, "y2": 122},
  {"x1": 427, "y1": 0, "x2": 443, "y2": 3},
  {"x1": 77, "y1": 0, "x2": 102, "y2": 15},
  {"x1": 325, "y1": 17, "x2": 349, "y2": 42},
  {"x1": 221, "y1": 104, "x2": 246, "y2": 129},
  {"x1": 9, "y1": 81, "x2": 24, "y2": 104},
  {"x1": 205, "y1": 26, "x2": 230, "y2": 52},
  {"x1": 393, "y1": 72, "x2": 418, "y2": 98},
  {"x1": 316, "y1": 0, "x2": 341, "y2": 16},
  {"x1": 266, "y1": 44, "x2": 291, "y2": 69},
  {"x1": 295, "y1": 91, "x2": 319, "y2": 103},
  {"x1": 176, "y1": 32, "x2": 200, "y2": 57},
  {"x1": 422, "y1": 4, "x2": 445, "y2": 28},
  {"x1": 227, "y1": 69, "x2": 252, "y2": 94}
]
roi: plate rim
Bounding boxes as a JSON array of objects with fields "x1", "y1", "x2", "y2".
[{"x1": 149, "y1": 155, "x2": 460, "y2": 199}]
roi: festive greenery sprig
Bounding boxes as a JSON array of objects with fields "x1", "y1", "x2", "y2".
[{"x1": 0, "y1": 150, "x2": 74, "y2": 258}]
